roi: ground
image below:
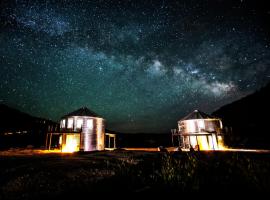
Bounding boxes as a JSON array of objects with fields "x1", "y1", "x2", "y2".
[{"x1": 0, "y1": 148, "x2": 270, "y2": 199}]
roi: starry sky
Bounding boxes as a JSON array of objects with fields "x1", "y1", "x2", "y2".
[{"x1": 1, "y1": 0, "x2": 270, "y2": 133}]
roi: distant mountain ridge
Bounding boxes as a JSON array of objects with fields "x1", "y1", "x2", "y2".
[
  {"x1": 0, "y1": 104, "x2": 58, "y2": 149},
  {"x1": 0, "y1": 104, "x2": 57, "y2": 133},
  {"x1": 213, "y1": 82, "x2": 270, "y2": 148}
]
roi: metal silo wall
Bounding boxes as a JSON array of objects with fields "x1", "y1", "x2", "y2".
[
  {"x1": 81, "y1": 117, "x2": 105, "y2": 151},
  {"x1": 96, "y1": 118, "x2": 105, "y2": 150},
  {"x1": 81, "y1": 118, "x2": 92, "y2": 151},
  {"x1": 204, "y1": 119, "x2": 221, "y2": 133},
  {"x1": 179, "y1": 119, "x2": 222, "y2": 134}
]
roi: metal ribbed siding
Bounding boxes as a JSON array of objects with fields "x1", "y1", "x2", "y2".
[
  {"x1": 60, "y1": 116, "x2": 105, "y2": 151},
  {"x1": 80, "y1": 117, "x2": 105, "y2": 151},
  {"x1": 178, "y1": 119, "x2": 222, "y2": 149},
  {"x1": 178, "y1": 119, "x2": 222, "y2": 135}
]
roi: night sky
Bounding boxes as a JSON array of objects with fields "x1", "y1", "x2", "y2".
[{"x1": 1, "y1": 0, "x2": 270, "y2": 133}]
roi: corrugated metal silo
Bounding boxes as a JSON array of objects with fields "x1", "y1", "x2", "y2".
[
  {"x1": 59, "y1": 107, "x2": 105, "y2": 152},
  {"x1": 178, "y1": 110, "x2": 224, "y2": 150}
]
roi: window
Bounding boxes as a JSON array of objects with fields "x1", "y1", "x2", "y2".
[
  {"x1": 67, "y1": 118, "x2": 73, "y2": 128},
  {"x1": 76, "y1": 118, "x2": 83, "y2": 128},
  {"x1": 86, "y1": 119, "x2": 93, "y2": 129},
  {"x1": 61, "y1": 119, "x2": 66, "y2": 128},
  {"x1": 186, "y1": 120, "x2": 196, "y2": 133},
  {"x1": 197, "y1": 120, "x2": 205, "y2": 131}
]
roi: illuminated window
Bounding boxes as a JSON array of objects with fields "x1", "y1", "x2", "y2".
[
  {"x1": 186, "y1": 121, "x2": 196, "y2": 133},
  {"x1": 190, "y1": 136, "x2": 197, "y2": 148},
  {"x1": 61, "y1": 119, "x2": 66, "y2": 128},
  {"x1": 59, "y1": 135, "x2": 62, "y2": 145},
  {"x1": 197, "y1": 136, "x2": 209, "y2": 150},
  {"x1": 197, "y1": 120, "x2": 205, "y2": 130},
  {"x1": 212, "y1": 135, "x2": 218, "y2": 149},
  {"x1": 67, "y1": 118, "x2": 73, "y2": 128},
  {"x1": 86, "y1": 119, "x2": 93, "y2": 129},
  {"x1": 76, "y1": 118, "x2": 83, "y2": 128}
]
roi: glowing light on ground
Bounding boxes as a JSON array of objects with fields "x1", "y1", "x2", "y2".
[
  {"x1": 124, "y1": 147, "x2": 270, "y2": 153},
  {"x1": 0, "y1": 148, "x2": 269, "y2": 157}
]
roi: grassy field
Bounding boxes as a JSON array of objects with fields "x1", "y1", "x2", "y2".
[{"x1": 0, "y1": 149, "x2": 270, "y2": 198}]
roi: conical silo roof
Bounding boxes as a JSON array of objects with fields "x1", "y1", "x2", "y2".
[
  {"x1": 180, "y1": 110, "x2": 213, "y2": 121},
  {"x1": 62, "y1": 107, "x2": 101, "y2": 118}
]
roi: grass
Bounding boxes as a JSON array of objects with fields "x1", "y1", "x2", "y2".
[{"x1": 0, "y1": 150, "x2": 270, "y2": 198}]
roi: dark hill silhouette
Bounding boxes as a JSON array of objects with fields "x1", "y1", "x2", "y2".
[
  {"x1": 115, "y1": 132, "x2": 170, "y2": 148},
  {"x1": 0, "y1": 104, "x2": 170, "y2": 149},
  {"x1": 105, "y1": 128, "x2": 170, "y2": 148},
  {"x1": 0, "y1": 104, "x2": 58, "y2": 149},
  {"x1": 213, "y1": 82, "x2": 270, "y2": 149},
  {"x1": 1, "y1": 104, "x2": 35, "y2": 132}
]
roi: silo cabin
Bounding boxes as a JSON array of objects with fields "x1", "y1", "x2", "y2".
[
  {"x1": 57, "y1": 107, "x2": 105, "y2": 152},
  {"x1": 178, "y1": 110, "x2": 224, "y2": 150}
]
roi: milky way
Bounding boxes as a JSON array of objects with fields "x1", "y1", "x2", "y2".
[{"x1": 1, "y1": 0, "x2": 270, "y2": 132}]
